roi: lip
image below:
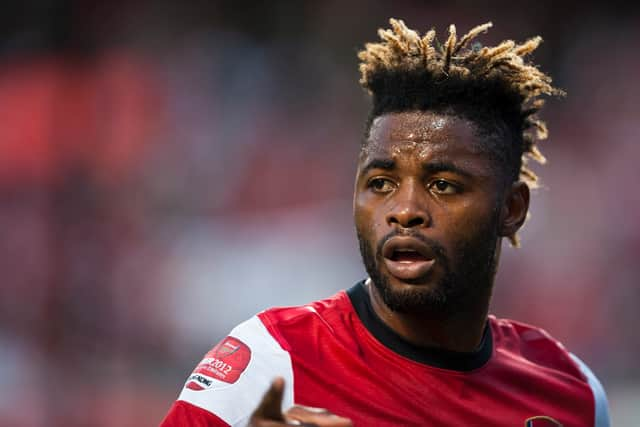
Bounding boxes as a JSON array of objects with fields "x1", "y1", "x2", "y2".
[{"x1": 382, "y1": 236, "x2": 436, "y2": 281}]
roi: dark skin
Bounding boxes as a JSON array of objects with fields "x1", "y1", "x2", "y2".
[
  {"x1": 355, "y1": 111, "x2": 529, "y2": 352},
  {"x1": 249, "y1": 110, "x2": 529, "y2": 425},
  {"x1": 249, "y1": 377, "x2": 353, "y2": 427}
]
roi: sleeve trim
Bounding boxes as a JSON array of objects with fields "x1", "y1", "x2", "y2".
[
  {"x1": 175, "y1": 316, "x2": 295, "y2": 426},
  {"x1": 569, "y1": 353, "x2": 610, "y2": 427}
]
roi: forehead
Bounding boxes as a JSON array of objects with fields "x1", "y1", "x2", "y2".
[{"x1": 362, "y1": 111, "x2": 487, "y2": 161}]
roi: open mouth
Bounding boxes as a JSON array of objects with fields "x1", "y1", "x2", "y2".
[
  {"x1": 382, "y1": 237, "x2": 436, "y2": 281},
  {"x1": 389, "y1": 248, "x2": 430, "y2": 263}
]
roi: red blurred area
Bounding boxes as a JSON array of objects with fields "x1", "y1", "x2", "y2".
[{"x1": 0, "y1": 52, "x2": 159, "y2": 186}]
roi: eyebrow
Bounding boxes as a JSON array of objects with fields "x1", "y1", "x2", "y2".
[
  {"x1": 360, "y1": 158, "x2": 396, "y2": 175},
  {"x1": 423, "y1": 161, "x2": 474, "y2": 178},
  {"x1": 362, "y1": 158, "x2": 474, "y2": 178}
]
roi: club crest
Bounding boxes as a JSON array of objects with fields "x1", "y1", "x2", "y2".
[
  {"x1": 185, "y1": 336, "x2": 252, "y2": 390},
  {"x1": 525, "y1": 415, "x2": 563, "y2": 426}
]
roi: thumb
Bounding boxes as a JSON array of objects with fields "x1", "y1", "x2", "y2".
[{"x1": 252, "y1": 377, "x2": 286, "y2": 421}]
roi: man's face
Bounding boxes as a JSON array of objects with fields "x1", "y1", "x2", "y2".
[{"x1": 354, "y1": 111, "x2": 506, "y2": 315}]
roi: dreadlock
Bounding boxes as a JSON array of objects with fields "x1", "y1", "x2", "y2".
[{"x1": 358, "y1": 18, "x2": 564, "y2": 246}]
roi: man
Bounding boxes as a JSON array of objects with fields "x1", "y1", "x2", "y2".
[{"x1": 161, "y1": 19, "x2": 609, "y2": 426}]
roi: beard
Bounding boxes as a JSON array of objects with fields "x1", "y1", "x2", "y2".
[{"x1": 357, "y1": 220, "x2": 500, "y2": 316}]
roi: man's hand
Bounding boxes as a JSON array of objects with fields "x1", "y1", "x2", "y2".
[{"x1": 249, "y1": 377, "x2": 353, "y2": 427}]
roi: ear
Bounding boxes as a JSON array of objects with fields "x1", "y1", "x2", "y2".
[{"x1": 499, "y1": 181, "x2": 530, "y2": 238}]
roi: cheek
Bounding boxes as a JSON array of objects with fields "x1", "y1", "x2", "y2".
[
  {"x1": 438, "y1": 198, "x2": 498, "y2": 238},
  {"x1": 354, "y1": 193, "x2": 385, "y2": 235}
]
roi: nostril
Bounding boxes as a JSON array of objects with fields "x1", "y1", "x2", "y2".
[
  {"x1": 386, "y1": 213, "x2": 427, "y2": 228},
  {"x1": 407, "y1": 217, "x2": 425, "y2": 227},
  {"x1": 385, "y1": 203, "x2": 430, "y2": 228}
]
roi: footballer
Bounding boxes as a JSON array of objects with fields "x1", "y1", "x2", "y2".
[{"x1": 161, "y1": 19, "x2": 610, "y2": 427}]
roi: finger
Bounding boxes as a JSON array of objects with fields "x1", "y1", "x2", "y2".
[
  {"x1": 250, "y1": 421, "x2": 297, "y2": 427},
  {"x1": 251, "y1": 421, "x2": 296, "y2": 427},
  {"x1": 286, "y1": 421, "x2": 318, "y2": 427},
  {"x1": 285, "y1": 405, "x2": 353, "y2": 427},
  {"x1": 251, "y1": 377, "x2": 286, "y2": 421}
]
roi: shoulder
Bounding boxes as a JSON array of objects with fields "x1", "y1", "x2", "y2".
[
  {"x1": 168, "y1": 315, "x2": 295, "y2": 426},
  {"x1": 490, "y1": 316, "x2": 581, "y2": 376},
  {"x1": 260, "y1": 289, "x2": 351, "y2": 327},
  {"x1": 164, "y1": 290, "x2": 353, "y2": 426},
  {"x1": 489, "y1": 316, "x2": 610, "y2": 427},
  {"x1": 258, "y1": 289, "x2": 355, "y2": 351}
]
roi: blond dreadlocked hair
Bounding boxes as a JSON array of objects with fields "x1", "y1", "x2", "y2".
[{"x1": 358, "y1": 19, "x2": 564, "y2": 246}]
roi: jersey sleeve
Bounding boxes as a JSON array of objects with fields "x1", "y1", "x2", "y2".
[
  {"x1": 160, "y1": 316, "x2": 295, "y2": 427},
  {"x1": 570, "y1": 353, "x2": 610, "y2": 427}
]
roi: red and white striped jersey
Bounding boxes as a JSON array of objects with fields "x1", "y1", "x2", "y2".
[{"x1": 161, "y1": 281, "x2": 609, "y2": 427}]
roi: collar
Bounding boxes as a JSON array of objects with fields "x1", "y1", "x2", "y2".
[{"x1": 346, "y1": 280, "x2": 492, "y2": 371}]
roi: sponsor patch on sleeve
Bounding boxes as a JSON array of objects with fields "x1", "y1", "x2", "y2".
[{"x1": 185, "y1": 336, "x2": 252, "y2": 391}]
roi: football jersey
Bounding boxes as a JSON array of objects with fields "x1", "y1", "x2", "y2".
[{"x1": 161, "y1": 281, "x2": 609, "y2": 426}]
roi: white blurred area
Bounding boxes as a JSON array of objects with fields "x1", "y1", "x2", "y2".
[{"x1": 163, "y1": 201, "x2": 362, "y2": 351}]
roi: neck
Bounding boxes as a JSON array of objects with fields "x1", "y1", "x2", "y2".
[{"x1": 366, "y1": 278, "x2": 491, "y2": 353}]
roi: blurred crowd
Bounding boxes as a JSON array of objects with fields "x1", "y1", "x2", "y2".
[{"x1": 0, "y1": 1, "x2": 638, "y2": 425}]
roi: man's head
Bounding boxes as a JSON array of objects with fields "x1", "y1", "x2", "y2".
[{"x1": 353, "y1": 19, "x2": 561, "y2": 315}]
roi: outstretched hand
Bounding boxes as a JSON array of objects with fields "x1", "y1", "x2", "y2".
[{"x1": 249, "y1": 377, "x2": 353, "y2": 427}]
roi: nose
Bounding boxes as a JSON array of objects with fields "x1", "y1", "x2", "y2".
[{"x1": 385, "y1": 183, "x2": 431, "y2": 229}]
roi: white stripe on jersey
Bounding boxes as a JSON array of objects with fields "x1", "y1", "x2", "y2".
[
  {"x1": 178, "y1": 316, "x2": 294, "y2": 426},
  {"x1": 570, "y1": 353, "x2": 610, "y2": 427}
]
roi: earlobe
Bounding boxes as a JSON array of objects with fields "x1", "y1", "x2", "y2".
[{"x1": 499, "y1": 182, "x2": 530, "y2": 237}]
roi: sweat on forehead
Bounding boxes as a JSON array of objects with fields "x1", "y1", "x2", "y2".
[{"x1": 363, "y1": 111, "x2": 488, "y2": 155}]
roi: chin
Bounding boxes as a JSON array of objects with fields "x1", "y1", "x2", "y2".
[{"x1": 373, "y1": 273, "x2": 451, "y2": 314}]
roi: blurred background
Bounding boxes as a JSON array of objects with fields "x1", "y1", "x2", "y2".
[{"x1": 0, "y1": 0, "x2": 638, "y2": 425}]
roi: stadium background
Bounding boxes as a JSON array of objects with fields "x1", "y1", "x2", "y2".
[{"x1": 0, "y1": 0, "x2": 638, "y2": 425}]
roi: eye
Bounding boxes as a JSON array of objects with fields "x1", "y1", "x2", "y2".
[
  {"x1": 368, "y1": 177, "x2": 395, "y2": 193},
  {"x1": 429, "y1": 179, "x2": 459, "y2": 195}
]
